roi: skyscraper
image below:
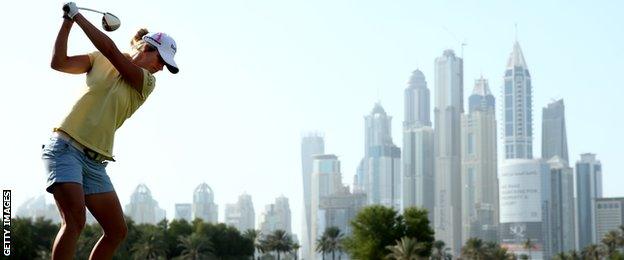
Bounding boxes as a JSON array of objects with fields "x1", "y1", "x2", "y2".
[
  {"x1": 404, "y1": 69, "x2": 431, "y2": 128},
  {"x1": 192, "y1": 183, "x2": 219, "y2": 223},
  {"x1": 499, "y1": 41, "x2": 554, "y2": 258},
  {"x1": 434, "y1": 49, "x2": 463, "y2": 255},
  {"x1": 175, "y1": 203, "x2": 192, "y2": 222},
  {"x1": 310, "y1": 154, "x2": 344, "y2": 259},
  {"x1": 547, "y1": 156, "x2": 576, "y2": 253},
  {"x1": 402, "y1": 69, "x2": 435, "y2": 220},
  {"x1": 542, "y1": 99, "x2": 569, "y2": 163},
  {"x1": 125, "y1": 184, "x2": 166, "y2": 224},
  {"x1": 363, "y1": 103, "x2": 401, "y2": 209},
  {"x1": 259, "y1": 196, "x2": 292, "y2": 235},
  {"x1": 460, "y1": 77, "x2": 499, "y2": 244},
  {"x1": 225, "y1": 193, "x2": 255, "y2": 232},
  {"x1": 502, "y1": 41, "x2": 533, "y2": 159},
  {"x1": 593, "y1": 197, "x2": 624, "y2": 244},
  {"x1": 575, "y1": 153, "x2": 602, "y2": 249},
  {"x1": 300, "y1": 133, "x2": 325, "y2": 259}
]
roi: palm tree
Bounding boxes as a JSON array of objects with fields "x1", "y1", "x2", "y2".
[
  {"x1": 461, "y1": 238, "x2": 486, "y2": 259},
  {"x1": 483, "y1": 241, "x2": 515, "y2": 260},
  {"x1": 553, "y1": 252, "x2": 568, "y2": 260},
  {"x1": 385, "y1": 237, "x2": 426, "y2": 260},
  {"x1": 568, "y1": 250, "x2": 581, "y2": 260},
  {"x1": 602, "y1": 230, "x2": 621, "y2": 256},
  {"x1": 316, "y1": 235, "x2": 329, "y2": 260},
  {"x1": 263, "y1": 229, "x2": 293, "y2": 260},
  {"x1": 177, "y1": 233, "x2": 213, "y2": 260},
  {"x1": 431, "y1": 240, "x2": 451, "y2": 260},
  {"x1": 582, "y1": 244, "x2": 605, "y2": 260},
  {"x1": 131, "y1": 229, "x2": 168, "y2": 259},
  {"x1": 323, "y1": 227, "x2": 345, "y2": 260},
  {"x1": 243, "y1": 229, "x2": 262, "y2": 260},
  {"x1": 522, "y1": 238, "x2": 535, "y2": 260},
  {"x1": 292, "y1": 242, "x2": 301, "y2": 260}
]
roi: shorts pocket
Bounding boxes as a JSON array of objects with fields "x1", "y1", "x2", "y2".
[{"x1": 41, "y1": 138, "x2": 70, "y2": 158}]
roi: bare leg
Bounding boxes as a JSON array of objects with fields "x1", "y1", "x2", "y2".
[
  {"x1": 86, "y1": 191, "x2": 128, "y2": 260},
  {"x1": 51, "y1": 183, "x2": 86, "y2": 260}
]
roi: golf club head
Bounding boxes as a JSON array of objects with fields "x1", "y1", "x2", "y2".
[{"x1": 102, "y1": 13, "x2": 120, "y2": 31}]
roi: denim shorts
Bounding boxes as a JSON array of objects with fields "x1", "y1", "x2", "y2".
[{"x1": 41, "y1": 136, "x2": 115, "y2": 195}]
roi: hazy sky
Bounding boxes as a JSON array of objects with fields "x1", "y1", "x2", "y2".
[{"x1": 1, "y1": 0, "x2": 622, "y2": 240}]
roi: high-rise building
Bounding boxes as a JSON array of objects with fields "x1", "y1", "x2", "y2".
[
  {"x1": 433, "y1": 49, "x2": 463, "y2": 255},
  {"x1": 300, "y1": 133, "x2": 325, "y2": 259},
  {"x1": 175, "y1": 203, "x2": 192, "y2": 222},
  {"x1": 125, "y1": 184, "x2": 166, "y2": 224},
  {"x1": 593, "y1": 197, "x2": 624, "y2": 244},
  {"x1": 17, "y1": 195, "x2": 61, "y2": 223},
  {"x1": 499, "y1": 159, "x2": 551, "y2": 259},
  {"x1": 460, "y1": 77, "x2": 499, "y2": 244},
  {"x1": 364, "y1": 103, "x2": 401, "y2": 209},
  {"x1": 575, "y1": 153, "x2": 602, "y2": 249},
  {"x1": 259, "y1": 196, "x2": 292, "y2": 235},
  {"x1": 310, "y1": 154, "x2": 345, "y2": 259},
  {"x1": 402, "y1": 69, "x2": 435, "y2": 220},
  {"x1": 404, "y1": 69, "x2": 431, "y2": 128},
  {"x1": 499, "y1": 41, "x2": 556, "y2": 258},
  {"x1": 354, "y1": 103, "x2": 401, "y2": 209},
  {"x1": 502, "y1": 41, "x2": 533, "y2": 160},
  {"x1": 547, "y1": 156, "x2": 576, "y2": 254},
  {"x1": 192, "y1": 183, "x2": 218, "y2": 223},
  {"x1": 225, "y1": 193, "x2": 255, "y2": 232},
  {"x1": 542, "y1": 99, "x2": 569, "y2": 163}
]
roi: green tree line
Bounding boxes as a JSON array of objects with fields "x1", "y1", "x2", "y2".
[{"x1": 10, "y1": 206, "x2": 624, "y2": 259}]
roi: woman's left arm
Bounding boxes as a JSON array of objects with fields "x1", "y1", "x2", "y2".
[{"x1": 71, "y1": 12, "x2": 145, "y2": 92}]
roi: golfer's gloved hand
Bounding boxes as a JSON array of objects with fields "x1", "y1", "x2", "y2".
[{"x1": 62, "y1": 2, "x2": 80, "y2": 20}]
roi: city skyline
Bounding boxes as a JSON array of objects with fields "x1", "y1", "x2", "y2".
[{"x1": 2, "y1": 2, "x2": 624, "y2": 255}]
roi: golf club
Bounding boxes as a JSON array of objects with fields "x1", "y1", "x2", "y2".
[{"x1": 62, "y1": 5, "x2": 121, "y2": 32}]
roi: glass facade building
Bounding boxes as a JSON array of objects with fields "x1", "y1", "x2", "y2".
[
  {"x1": 434, "y1": 49, "x2": 464, "y2": 255},
  {"x1": 503, "y1": 42, "x2": 533, "y2": 159}
]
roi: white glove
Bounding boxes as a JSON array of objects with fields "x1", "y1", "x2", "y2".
[{"x1": 62, "y1": 2, "x2": 80, "y2": 19}]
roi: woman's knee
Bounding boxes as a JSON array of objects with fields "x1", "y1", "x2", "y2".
[
  {"x1": 61, "y1": 215, "x2": 86, "y2": 235},
  {"x1": 104, "y1": 223, "x2": 128, "y2": 243}
]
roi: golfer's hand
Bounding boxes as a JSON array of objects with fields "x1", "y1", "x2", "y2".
[{"x1": 62, "y1": 2, "x2": 79, "y2": 20}]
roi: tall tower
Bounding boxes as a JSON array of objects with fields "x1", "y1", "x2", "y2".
[
  {"x1": 310, "y1": 154, "x2": 343, "y2": 259},
  {"x1": 461, "y1": 77, "x2": 499, "y2": 244},
  {"x1": 402, "y1": 69, "x2": 434, "y2": 220},
  {"x1": 125, "y1": 184, "x2": 166, "y2": 224},
  {"x1": 575, "y1": 153, "x2": 602, "y2": 249},
  {"x1": 225, "y1": 193, "x2": 255, "y2": 232},
  {"x1": 259, "y1": 196, "x2": 292, "y2": 235},
  {"x1": 503, "y1": 41, "x2": 533, "y2": 159},
  {"x1": 404, "y1": 69, "x2": 431, "y2": 128},
  {"x1": 300, "y1": 133, "x2": 324, "y2": 259},
  {"x1": 192, "y1": 183, "x2": 219, "y2": 223},
  {"x1": 547, "y1": 156, "x2": 576, "y2": 253},
  {"x1": 542, "y1": 99, "x2": 569, "y2": 163},
  {"x1": 434, "y1": 49, "x2": 463, "y2": 255},
  {"x1": 363, "y1": 103, "x2": 401, "y2": 209},
  {"x1": 499, "y1": 41, "x2": 552, "y2": 258}
]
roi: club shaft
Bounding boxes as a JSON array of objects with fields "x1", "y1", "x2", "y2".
[{"x1": 78, "y1": 7, "x2": 105, "y2": 15}]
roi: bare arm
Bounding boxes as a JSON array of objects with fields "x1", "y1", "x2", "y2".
[
  {"x1": 50, "y1": 18, "x2": 91, "y2": 74},
  {"x1": 72, "y1": 13, "x2": 144, "y2": 92}
]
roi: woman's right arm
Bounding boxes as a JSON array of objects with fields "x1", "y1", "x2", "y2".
[{"x1": 51, "y1": 18, "x2": 91, "y2": 74}]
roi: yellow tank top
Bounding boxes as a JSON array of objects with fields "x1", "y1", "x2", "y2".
[{"x1": 56, "y1": 51, "x2": 156, "y2": 159}]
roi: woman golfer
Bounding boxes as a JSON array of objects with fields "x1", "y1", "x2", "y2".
[{"x1": 44, "y1": 2, "x2": 178, "y2": 259}]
